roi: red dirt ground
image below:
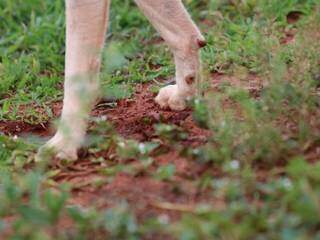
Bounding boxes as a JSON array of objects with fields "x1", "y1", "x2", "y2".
[
  {"x1": 2, "y1": 70, "x2": 317, "y2": 220},
  {"x1": 0, "y1": 83, "x2": 217, "y2": 226},
  {"x1": 2, "y1": 43, "x2": 319, "y2": 229}
]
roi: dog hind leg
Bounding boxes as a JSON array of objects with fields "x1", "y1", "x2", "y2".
[
  {"x1": 37, "y1": 0, "x2": 110, "y2": 160},
  {"x1": 134, "y1": 0, "x2": 206, "y2": 110}
]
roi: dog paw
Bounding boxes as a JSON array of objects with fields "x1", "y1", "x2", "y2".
[
  {"x1": 35, "y1": 134, "x2": 78, "y2": 162},
  {"x1": 155, "y1": 85, "x2": 188, "y2": 111}
]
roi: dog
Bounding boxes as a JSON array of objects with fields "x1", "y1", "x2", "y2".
[{"x1": 37, "y1": 0, "x2": 206, "y2": 160}]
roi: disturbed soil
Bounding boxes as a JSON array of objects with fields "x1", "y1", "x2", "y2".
[
  {"x1": 1, "y1": 73, "x2": 320, "y2": 240},
  {"x1": 0, "y1": 83, "x2": 216, "y2": 224},
  {"x1": 2, "y1": 67, "x2": 319, "y2": 225},
  {"x1": 62, "y1": 84, "x2": 215, "y2": 222}
]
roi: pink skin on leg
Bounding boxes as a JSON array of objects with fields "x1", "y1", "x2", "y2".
[
  {"x1": 37, "y1": 0, "x2": 110, "y2": 160},
  {"x1": 134, "y1": 0, "x2": 206, "y2": 110}
]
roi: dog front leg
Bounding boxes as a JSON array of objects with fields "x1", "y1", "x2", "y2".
[
  {"x1": 37, "y1": 0, "x2": 110, "y2": 160},
  {"x1": 134, "y1": 0, "x2": 206, "y2": 110}
]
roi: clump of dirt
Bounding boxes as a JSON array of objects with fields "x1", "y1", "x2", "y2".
[
  {"x1": 94, "y1": 84, "x2": 209, "y2": 143},
  {"x1": 287, "y1": 11, "x2": 303, "y2": 24},
  {"x1": 0, "y1": 120, "x2": 50, "y2": 136}
]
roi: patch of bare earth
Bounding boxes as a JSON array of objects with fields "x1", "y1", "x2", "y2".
[
  {"x1": 0, "y1": 83, "x2": 215, "y2": 224},
  {"x1": 1, "y1": 70, "x2": 319, "y2": 228},
  {"x1": 58, "y1": 84, "x2": 214, "y2": 221}
]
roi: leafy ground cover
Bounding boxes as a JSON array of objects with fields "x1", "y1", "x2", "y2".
[{"x1": 1, "y1": 0, "x2": 320, "y2": 239}]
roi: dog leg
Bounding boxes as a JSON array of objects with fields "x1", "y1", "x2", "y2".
[
  {"x1": 37, "y1": 0, "x2": 110, "y2": 160},
  {"x1": 134, "y1": 0, "x2": 206, "y2": 110}
]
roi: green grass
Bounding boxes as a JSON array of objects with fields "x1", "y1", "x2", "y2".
[{"x1": 1, "y1": 0, "x2": 320, "y2": 239}]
